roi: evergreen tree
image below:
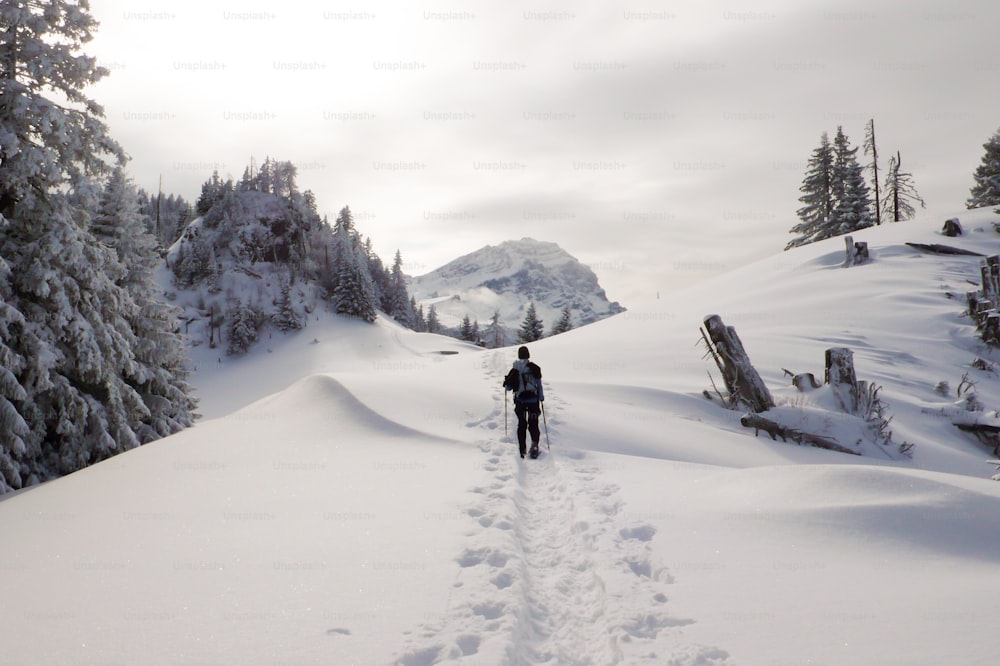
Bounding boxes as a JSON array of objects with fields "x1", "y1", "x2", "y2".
[
  {"x1": 387, "y1": 250, "x2": 413, "y2": 325},
  {"x1": 426, "y1": 304, "x2": 441, "y2": 334},
  {"x1": 881, "y1": 151, "x2": 925, "y2": 222},
  {"x1": 0, "y1": 0, "x2": 174, "y2": 492},
  {"x1": 459, "y1": 314, "x2": 475, "y2": 341},
  {"x1": 830, "y1": 127, "x2": 873, "y2": 235},
  {"x1": 519, "y1": 303, "x2": 545, "y2": 342},
  {"x1": 484, "y1": 310, "x2": 505, "y2": 348},
  {"x1": 787, "y1": 132, "x2": 835, "y2": 249},
  {"x1": 271, "y1": 280, "x2": 302, "y2": 332},
  {"x1": 550, "y1": 306, "x2": 573, "y2": 336},
  {"x1": 330, "y1": 207, "x2": 377, "y2": 323},
  {"x1": 91, "y1": 167, "x2": 196, "y2": 442},
  {"x1": 414, "y1": 303, "x2": 426, "y2": 332},
  {"x1": 227, "y1": 300, "x2": 258, "y2": 355},
  {"x1": 967, "y1": 127, "x2": 1000, "y2": 210}
]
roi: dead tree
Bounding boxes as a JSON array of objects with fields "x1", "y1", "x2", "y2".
[
  {"x1": 843, "y1": 236, "x2": 869, "y2": 267},
  {"x1": 702, "y1": 315, "x2": 774, "y2": 412},
  {"x1": 740, "y1": 413, "x2": 860, "y2": 455},
  {"x1": 942, "y1": 218, "x2": 963, "y2": 237},
  {"x1": 826, "y1": 347, "x2": 859, "y2": 414}
]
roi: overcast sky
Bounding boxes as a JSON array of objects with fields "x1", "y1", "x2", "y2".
[{"x1": 86, "y1": 0, "x2": 999, "y2": 307}]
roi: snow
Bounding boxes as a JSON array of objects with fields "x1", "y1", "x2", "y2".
[{"x1": 4, "y1": 208, "x2": 1000, "y2": 664}]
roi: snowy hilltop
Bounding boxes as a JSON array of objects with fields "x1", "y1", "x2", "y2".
[
  {"x1": 5, "y1": 207, "x2": 1000, "y2": 665},
  {"x1": 162, "y1": 162, "x2": 420, "y2": 356},
  {"x1": 409, "y1": 237, "x2": 625, "y2": 342}
]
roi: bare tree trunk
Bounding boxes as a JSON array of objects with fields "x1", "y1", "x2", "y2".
[
  {"x1": 703, "y1": 315, "x2": 774, "y2": 412},
  {"x1": 826, "y1": 347, "x2": 859, "y2": 414}
]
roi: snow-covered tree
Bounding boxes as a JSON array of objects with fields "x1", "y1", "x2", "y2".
[
  {"x1": 550, "y1": 306, "x2": 573, "y2": 336},
  {"x1": 459, "y1": 314, "x2": 475, "y2": 341},
  {"x1": 426, "y1": 304, "x2": 441, "y2": 334},
  {"x1": 331, "y1": 207, "x2": 377, "y2": 322},
  {"x1": 484, "y1": 310, "x2": 505, "y2": 348},
  {"x1": 830, "y1": 127, "x2": 874, "y2": 235},
  {"x1": 0, "y1": 0, "x2": 182, "y2": 492},
  {"x1": 386, "y1": 250, "x2": 413, "y2": 325},
  {"x1": 227, "y1": 300, "x2": 259, "y2": 355},
  {"x1": 519, "y1": 303, "x2": 545, "y2": 342},
  {"x1": 881, "y1": 151, "x2": 925, "y2": 222},
  {"x1": 271, "y1": 279, "x2": 302, "y2": 332},
  {"x1": 967, "y1": 127, "x2": 1000, "y2": 210},
  {"x1": 787, "y1": 132, "x2": 835, "y2": 249},
  {"x1": 91, "y1": 167, "x2": 196, "y2": 442}
]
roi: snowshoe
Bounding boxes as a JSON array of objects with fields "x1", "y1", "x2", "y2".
[{"x1": 529, "y1": 445, "x2": 539, "y2": 459}]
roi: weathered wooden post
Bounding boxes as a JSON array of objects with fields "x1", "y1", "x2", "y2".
[
  {"x1": 703, "y1": 314, "x2": 774, "y2": 412},
  {"x1": 825, "y1": 347, "x2": 859, "y2": 414}
]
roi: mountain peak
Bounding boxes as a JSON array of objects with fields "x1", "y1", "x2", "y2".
[{"x1": 410, "y1": 238, "x2": 624, "y2": 336}]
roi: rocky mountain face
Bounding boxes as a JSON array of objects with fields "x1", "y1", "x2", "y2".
[{"x1": 409, "y1": 238, "x2": 625, "y2": 340}]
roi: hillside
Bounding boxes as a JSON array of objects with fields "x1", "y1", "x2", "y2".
[
  {"x1": 3, "y1": 208, "x2": 1000, "y2": 664},
  {"x1": 409, "y1": 237, "x2": 625, "y2": 339}
]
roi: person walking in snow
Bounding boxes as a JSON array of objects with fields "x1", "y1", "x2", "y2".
[{"x1": 503, "y1": 346, "x2": 544, "y2": 459}]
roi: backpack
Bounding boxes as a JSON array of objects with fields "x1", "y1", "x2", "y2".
[{"x1": 504, "y1": 362, "x2": 542, "y2": 401}]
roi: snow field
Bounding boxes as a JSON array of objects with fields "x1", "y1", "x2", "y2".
[{"x1": 4, "y1": 209, "x2": 1000, "y2": 664}]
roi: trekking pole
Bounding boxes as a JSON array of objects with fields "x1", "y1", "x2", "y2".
[
  {"x1": 504, "y1": 388, "x2": 508, "y2": 438},
  {"x1": 541, "y1": 402, "x2": 550, "y2": 450}
]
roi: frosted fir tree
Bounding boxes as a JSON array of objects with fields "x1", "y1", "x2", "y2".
[
  {"x1": 881, "y1": 151, "x2": 925, "y2": 222},
  {"x1": 426, "y1": 304, "x2": 441, "y2": 334},
  {"x1": 459, "y1": 314, "x2": 475, "y2": 341},
  {"x1": 484, "y1": 310, "x2": 506, "y2": 348},
  {"x1": 386, "y1": 250, "x2": 414, "y2": 325},
  {"x1": 0, "y1": 0, "x2": 180, "y2": 491},
  {"x1": 830, "y1": 128, "x2": 874, "y2": 235},
  {"x1": 519, "y1": 303, "x2": 545, "y2": 342},
  {"x1": 331, "y1": 207, "x2": 377, "y2": 323},
  {"x1": 91, "y1": 167, "x2": 196, "y2": 442},
  {"x1": 966, "y1": 127, "x2": 1000, "y2": 210},
  {"x1": 551, "y1": 305, "x2": 573, "y2": 336},
  {"x1": 271, "y1": 279, "x2": 302, "y2": 332},
  {"x1": 787, "y1": 132, "x2": 835, "y2": 249},
  {"x1": 227, "y1": 300, "x2": 259, "y2": 355}
]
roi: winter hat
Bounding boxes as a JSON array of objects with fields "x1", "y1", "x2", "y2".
[{"x1": 518, "y1": 346, "x2": 530, "y2": 359}]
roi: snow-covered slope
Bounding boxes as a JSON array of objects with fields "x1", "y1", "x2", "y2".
[
  {"x1": 4, "y1": 209, "x2": 1000, "y2": 664},
  {"x1": 409, "y1": 237, "x2": 625, "y2": 335}
]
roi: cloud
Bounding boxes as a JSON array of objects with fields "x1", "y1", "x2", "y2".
[{"x1": 87, "y1": 0, "x2": 1000, "y2": 307}]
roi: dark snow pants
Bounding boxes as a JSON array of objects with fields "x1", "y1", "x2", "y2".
[{"x1": 514, "y1": 402, "x2": 541, "y2": 455}]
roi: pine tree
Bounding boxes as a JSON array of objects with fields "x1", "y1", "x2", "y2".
[
  {"x1": 271, "y1": 280, "x2": 302, "y2": 332},
  {"x1": 330, "y1": 207, "x2": 376, "y2": 323},
  {"x1": 426, "y1": 304, "x2": 440, "y2": 334},
  {"x1": 830, "y1": 127, "x2": 873, "y2": 235},
  {"x1": 519, "y1": 303, "x2": 545, "y2": 342},
  {"x1": 459, "y1": 314, "x2": 474, "y2": 341},
  {"x1": 787, "y1": 132, "x2": 835, "y2": 249},
  {"x1": 550, "y1": 306, "x2": 573, "y2": 336},
  {"x1": 0, "y1": 0, "x2": 170, "y2": 492},
  {"x1": 967, "y1": 127, "x2": 1000, "y2": 210},
  {"x1": 91, "y1": 167, "x2": 196, "y2": 442},
  {"x1": 485, "y1": 310, "x2": 505, "y2": 348},
  {"x1": 387, "y1": 250, "x2": 412, "y2": 326},
  {"x1": 881, "y1": 151, "x2": 925, "y2": 222},
  {"x1": 227, "y1": 300, "x2": 258, "y2": 355}
]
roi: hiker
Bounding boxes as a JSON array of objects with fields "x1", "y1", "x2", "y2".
[{"x1": 503, "y1": 346, "x2": 544, "y2": 458}]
